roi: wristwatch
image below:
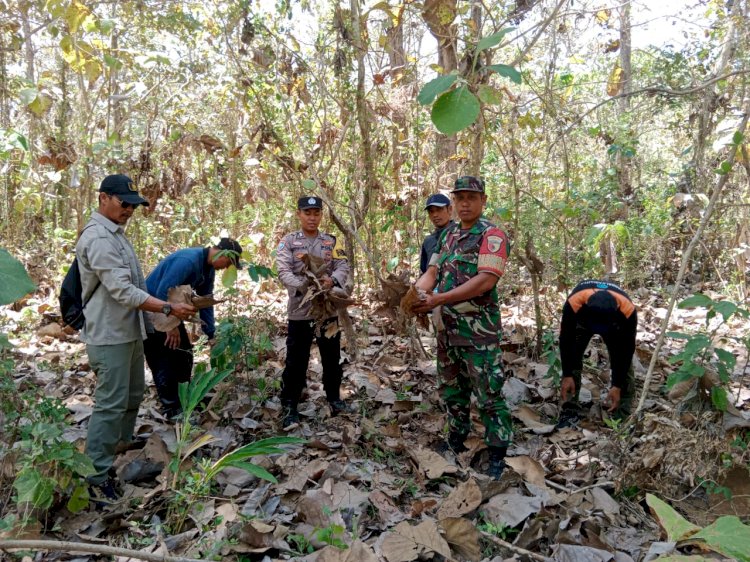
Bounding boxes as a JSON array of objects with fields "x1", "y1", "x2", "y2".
[{"x1": 161, "y1": 304, "x2": 173, "y2": 316}]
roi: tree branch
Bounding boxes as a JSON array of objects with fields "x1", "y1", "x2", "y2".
[{"x1": 0, "y1": 540, "x2": 205, "y2": 562}]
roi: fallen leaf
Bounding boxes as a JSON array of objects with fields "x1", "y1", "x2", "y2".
[
  {"x1": 436, "y1": 478, "x2": 482, "y2": 519},
  {"x1": 553, "y1": 544, "x2": 614, "y2": 562},
  {"x1": 483, "y1": 490, "x2": 543, "y2": 527},
  {"x1": 316, "y1": 540, "x2": 378, "y2": 562},
  {"x1": 505, "y1": 455, "x2": 547, "y2": 488},
  {"x1": 379, "y1": 519, "x2": 451, "y2": 562},
  {"x1": 409, "y1": 447, "x2": 457, "y2": 480},
  {"x1": 369, "y1": 490, "x2": 407, "y2": 526},
  {"x1": 512, "y1": 405, "x2": 556, "y2": 434},
  {"x1": 439, "y1": 517, "x2": 481, "y2": 562}
]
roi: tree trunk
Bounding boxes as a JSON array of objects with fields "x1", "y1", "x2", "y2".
[
  {"x1": 616, "y1": 1, "x2": 632, "y2": 218},
  {"x1": 422, "y1": 0, "x2": 459, "y2": 186}
]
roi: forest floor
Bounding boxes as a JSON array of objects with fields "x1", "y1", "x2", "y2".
[{"x1": 1, "y1": 281, "x2": 750, "y2": 562}]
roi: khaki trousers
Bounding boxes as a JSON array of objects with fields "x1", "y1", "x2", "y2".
[{"x1": 85, "y1": 340, "x2": 145, "y2": 484}]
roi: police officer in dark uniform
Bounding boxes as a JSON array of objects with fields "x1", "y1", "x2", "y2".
[{"x1": 276, "y1": 196, "x2": 352, "y2": 428}]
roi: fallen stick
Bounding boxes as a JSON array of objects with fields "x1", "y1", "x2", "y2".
[
  {"x1": 480, "y1": 531, "x2": 551, "y2": 561},
  {"x1": 0, "y1": 540, "x2": 205, "y2": 562}
]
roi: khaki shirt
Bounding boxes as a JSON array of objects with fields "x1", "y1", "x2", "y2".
[
  {"x1": 76, "y1": 211, "x2": 151, "y2": 345},
  {"x1": 276, "y1": 230, "x2": 350, "y2": 320}
]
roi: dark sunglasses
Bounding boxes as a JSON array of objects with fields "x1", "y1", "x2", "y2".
[{"x1": 109, "y1": 194, "x2": 136, "y2": 209}]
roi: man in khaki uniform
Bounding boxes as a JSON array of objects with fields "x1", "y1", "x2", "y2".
[
  {"x1": 276, "y1": 196, "x2": 352, "y2": 428},
  {"x1": 77, "y1": 174, "x2": 195, "y2": 501}
]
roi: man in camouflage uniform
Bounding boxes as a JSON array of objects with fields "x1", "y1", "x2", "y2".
[
  {"x1": 414, "y1": 175, "x2": 511, "y2": 479},
  {"x1": 276, "y1": 196, "x2": 353, "y2": 429}
]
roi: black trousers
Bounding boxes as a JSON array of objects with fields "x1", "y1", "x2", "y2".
[
  {"x1": 280, "y1": 318, "x2": 342, "y2": 408},
  {"x1": 144, "y1": 323, "x2": 193, "y2": 415}
]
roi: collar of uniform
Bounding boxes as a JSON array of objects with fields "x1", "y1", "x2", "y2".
[
  {"x1": 453, "y1": 217, "x2": 487, "y2": 238},
  {"x1": 434, "y1": 220, "x2": 454, "y2": 235},
  {"x1": 297, "y1": 230, "x2": 323, "y2": 239},
  {"x1": 91, "y1": 210, "x2": 123, "y2": 233}
]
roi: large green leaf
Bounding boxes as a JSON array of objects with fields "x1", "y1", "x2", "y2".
[
  {"x1": 678, "y1": 293, "x2": 713, "y2": 309},
  {"x1": 711, "y1": 386, "x2": 728, "y2": 412},
  {"x1": 476, "y1": 27, "x2": 515, "y2": 52},
  {"x1": 0, "y1": 248, "x2": 36, "y2": 305},
  {"x1": 646, "y1": 494, "x2": 700, "y2": 542},
  {"x1": 431, "y1": 87, "x2": 480, "y2": 135},
  {"x1": 685, "y1": 516, "x2": 750, "y2": 561},
  {"x1": 14, "y1": 469, "x2": 56, "y2": 509},
  {"x1": 67, "y1": 483, "x2": 90, "y2": 513},
  {"x1": 417, "y1": 74, "x2": 458, "y2": 106},
  {"x1": 19, "y1": 88, "x2": 38, "y2": 105},
  {"x1": 484, "y1": 64, "x2": 522, "y2": 84},
  {"x1": 222, "y1": 264, "x2": 238, "y2": 288},
  {"x1": 477, "y1": 84, "x2": 503, "y2": 105}
]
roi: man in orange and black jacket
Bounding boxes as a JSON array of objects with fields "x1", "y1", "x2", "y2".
[{"x1": 558, "y1": 279, "x2": 637, "y2": 426}]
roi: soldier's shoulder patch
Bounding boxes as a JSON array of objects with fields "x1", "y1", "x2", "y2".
[{"x1": 486, "y1": 235, "x2": 504, "y2": 253}]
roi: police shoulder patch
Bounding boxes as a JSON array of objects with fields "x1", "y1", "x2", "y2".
[{"x1": 277, "y1": 241, "x2": 285, "y2": 251}]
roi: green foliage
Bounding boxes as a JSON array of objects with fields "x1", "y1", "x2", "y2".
[
  {"x1": 316, "y1": 523, "x2": 347, "y2": 549},
  {"x1": 477, "y1": 514, "x2": 519, "y2": 541},
  {"x1": 211, "y1": 314, "x2": 275, "y2": 372},
  {"x1": 666, "y1": 294, "x2": 748, "y2": 411},
  {"x1": 417, "y1": 74, "x2": 458, "y2": 106},
  {"x1": 5, "y1": 391, "x2": 95, "y2": 515},
  {"x1": 431, "y1": 86, "x2": 480, "y2": 135},
  {"x1": 0, "y1": 248, "x2": 36, "y2": 305},
  {"x1": 645, "y1": 494, "x2": 700, "y2": 541},
  {"x1": 476, "y1": 28, "x2": 515, "y2": 53},
  {"x1": 288, "y1": 533, "x2": 315, "y2": 555},
  {"x1": 647, "y1": 494, "x2": 750, "y2": 560}
]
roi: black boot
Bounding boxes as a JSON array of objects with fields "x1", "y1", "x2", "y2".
[
  {"x1": 281, "y1": 402, "x2": 300, "y2": 429},
  {"x1": 438, "y1": 431, "x2": 468, "y2": 455},
  {"x1": 487, "y1": 447, "x2": 507, "y2": 480},
  {"x1": 329, "y1": 399, "x2": 356, "y2": 416}
]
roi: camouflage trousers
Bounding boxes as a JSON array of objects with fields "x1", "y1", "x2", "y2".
[{"x1": 437, "y1": 340, "x2": 512, "y2": 447}]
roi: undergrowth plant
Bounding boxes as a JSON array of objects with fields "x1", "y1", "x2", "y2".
[
  {"x1": 167, "y1": 335, "x2": 303, "y2": 533},
  {"x1": 666, "y1": 293, "x2": 749, "y2": 411}
]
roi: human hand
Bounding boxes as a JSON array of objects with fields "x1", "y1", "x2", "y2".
[
  {"x1": 604, "y1": 386, "x2": 621, "y2": 413},
  {"x1": 320, "y1": 276, "x2": 334, "y2": 290},
  {"x1": 412, "y1": 293, "x2": 443, "y2": 314},
  {"x1": 171, "y1": 302, "x2": 197, "y2": 321},
  {"x1": 560, "y1": 376, "x2": 576, "y2": 403},
  {"x1": 165, "y1": 327, "x2": 181, "y2": 349}
]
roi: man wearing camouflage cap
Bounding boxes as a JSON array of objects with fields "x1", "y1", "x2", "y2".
[
  {"x1": 276, "y1": 196, "x2": 353, "y2": 429},
  {"x1": 413, "y1": 175, "x2": 512, "y2": 479}
]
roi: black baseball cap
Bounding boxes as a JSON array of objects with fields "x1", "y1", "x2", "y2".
[
  {"x1": 99, "y1": 174, "x2": 149, "y2": 206},
  {"x1": 298, "y1": 196, "x2": 323, "y2": 210},
  {"x1": 452, "y1": 175, "x2": 485, "y2": 193},
  {"x1": 215, "y1": 237, "x2": 243, "y2": 269},
  {"x1": 424, "y1": 193, "x2": 451, "y2": 210}
]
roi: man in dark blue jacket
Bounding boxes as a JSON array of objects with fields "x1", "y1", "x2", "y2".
[
  {"x1": 144, "y1": 238, "x2": 242, "y2": 418},
  {"x1": 419, "y1": 193, "x2": 453, "y2": 274}
]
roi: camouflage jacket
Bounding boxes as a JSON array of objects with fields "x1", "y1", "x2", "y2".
[
  {"x1": 276, "y1": 230, "x2": 350, "y2": 320},
  {"x1": 430, "y1": 217, "x2": 509, "y2": 346}
]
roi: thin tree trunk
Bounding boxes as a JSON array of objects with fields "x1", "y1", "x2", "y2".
[
  {"x1": 422, "y1": 0, "x2": 459, "y2": 185},
  {"x1": 616, "y1": 1, "x2": 632, "y2": 217}
]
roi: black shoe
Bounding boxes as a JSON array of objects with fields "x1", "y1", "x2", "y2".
[
  {"x1": 89, "y1": 477, "x2": 120, "y2": 508},
  {"x1": 281, "y1": 404, "x2": 300, "y2": 429},
  {"x1": 329, "y1": 400, "x2": 356, "y2": 417},
  {"x1": 487, "y1": 447, "x2": 507, "y2": 480},
  {"x1": 437, "y1": 432, "x2": 468, "y2": 455},
  {"x1": 556, "y1": 409, "x2": 580, "y2": 429}
]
